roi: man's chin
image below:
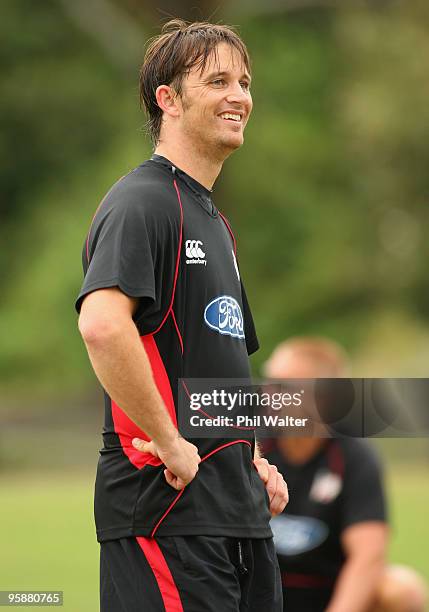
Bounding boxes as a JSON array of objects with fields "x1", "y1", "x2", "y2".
[{"x1": 218, "y1": 134, "x2": 244, "y2": 154}]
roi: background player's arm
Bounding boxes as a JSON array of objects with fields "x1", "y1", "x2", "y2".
[
  {"x1": 326, "y1": 521, "x2": 388, "y2": 612},
  {"x1": 78, "y1": 287, "x2": 200, "y2": 490}
]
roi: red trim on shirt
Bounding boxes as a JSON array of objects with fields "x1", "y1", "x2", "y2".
[
  {"x1": 141, "y1": 335, "x2": 178, "y2": 428},
  {"x1": 200, "y1": 439, "x2": 252, "y2": 462},
  {"x1": 111, "y1": 399, "x2": 160, "y2": 468},
  {"x1": 150, "y1": 489, "x2": 187, "y2": 538},
  {"x1": 111, "y1": 334, "x2": 177, "y2": 469},
  {"x1": 154, "y1": 179, "x2": 184, "y2": 334},
  {"x1": 180, "y1": 380, "x2": 254, "y2": 431},
  {"x1": 170, "y1": 309, "x2": 184, "y2": 355},
  {"x1": 282, "y1": 572, "x2": 335, "y2": 589},
  {"x1": 218, "y1": 211, "x2": 237, "y2": 255},
  {"x1": 150, "y1": 439, "x2": 252, "y2": 536},
  {"x1": 137, "y1": 537, "x2": 184, "y2": 611}
]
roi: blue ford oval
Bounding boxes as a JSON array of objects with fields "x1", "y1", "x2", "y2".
[
  {"x1": 204, "y1": 295, "x2": 245, "y2": 339},
  {"x1": 271, "y1": 514, "x2": 329, "y2": 555}
]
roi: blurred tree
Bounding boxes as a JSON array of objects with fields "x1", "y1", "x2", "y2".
[
  {"x1": 118, "y1": 0, "x2": 223, "y2": 23},
  {"x1": 335, "y1": 1, "x2": 429, "y2": 322},
  {"x1": 58, "y1": 0, "x2": 144, "y2": 73},
  {"x1": 222, "y1": 2, "x2": 429, "y2": 372},
  {"x1": 0, "y1": 0, "x2": 120, "y2": 284},
  {"x1": 1, "y1": 0, "x2": 429, "y2": 396}
]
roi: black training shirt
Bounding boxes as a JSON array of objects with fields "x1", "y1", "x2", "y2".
[
  {"x1": 266, "y1": 439, "x2": 386, "y2": 611},
  {"x1": 76, "y1": 155, "x2": 272, "y2": 542}
]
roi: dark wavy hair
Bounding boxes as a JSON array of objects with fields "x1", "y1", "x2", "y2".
[{"x1": 139, "y1": 19, "x2": 251, "y2": 146}]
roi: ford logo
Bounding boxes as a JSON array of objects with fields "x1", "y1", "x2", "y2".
[
  {"x1": 204, "y1": 295, "x2": 245, "y2": 339},
  {"x1": 271, "y1": 514, "x2": 329, "y2": 555}
]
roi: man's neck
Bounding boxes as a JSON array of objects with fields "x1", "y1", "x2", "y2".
[
  {"x1": 278, "y1": 437, "x2": 326, "y2": 465},
  {"x1": 154, "y1": 141, "x2": 224, "y2": 191}
]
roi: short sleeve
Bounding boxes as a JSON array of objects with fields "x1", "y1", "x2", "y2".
[
  {"x1": 340, "y1": 441, "x2": 387, "y2": 531},
  {"x1": 241, "y1": 280, "x2": 259, "y2": 355},
  {"x1": 75, "y1": 173, "x2": 181, "y2": 331}
]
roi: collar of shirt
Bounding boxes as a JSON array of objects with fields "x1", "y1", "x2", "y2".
[{"x1": 150, "y1": 154, "x2": 217, "y2": 217}]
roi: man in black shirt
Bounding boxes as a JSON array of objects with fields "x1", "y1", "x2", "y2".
[
  {"x1": 76, "y1": 19, "x2": 287, "y2": 612},
  {"x1": 263, "y1": 337, "x2": 427, "y2": 612}
]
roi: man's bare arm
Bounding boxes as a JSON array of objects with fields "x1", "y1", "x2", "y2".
[
  {"x1": 78, "y1": 287, "x2": 200, "y2": 490},
  {"x1": 326, "y1": 522, "x2": 388, "y2": 612}
]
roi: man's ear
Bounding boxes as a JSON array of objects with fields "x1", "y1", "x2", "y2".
[{"x1": 155, "y1": 85, "x2": 181, "y2": 117}]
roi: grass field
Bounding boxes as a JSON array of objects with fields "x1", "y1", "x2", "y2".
[
  {"x1": 0, "y1": 472, "x2": 99, "y2": 611},
  {"x1": 0, "y1": 466, "x2": 428, "y2": 611}
]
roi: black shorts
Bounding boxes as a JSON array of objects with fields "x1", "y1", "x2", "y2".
[{"x1": 100, "y1": 535, "x2": 282, "y2": 611}]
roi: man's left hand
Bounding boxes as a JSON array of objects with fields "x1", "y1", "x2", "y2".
[{"x1": 254, "y1": 457, "x2": 289, "y2": 516}]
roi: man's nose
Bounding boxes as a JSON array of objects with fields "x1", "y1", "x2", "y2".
[{"x1": 225, "y1": 82, "x2": 251, "y2": 106}]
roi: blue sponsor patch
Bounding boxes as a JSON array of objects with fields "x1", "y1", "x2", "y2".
[
  {"x1": 204, "y1": 295, "x2": 245, "y2": 339},
  {"x1": 271, "y1": 514, "x2": 329, "y2": 555}
]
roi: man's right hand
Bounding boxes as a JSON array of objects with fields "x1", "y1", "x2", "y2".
[{"x1": 132, "y1": 436, "x2": 201, "y2": 490}]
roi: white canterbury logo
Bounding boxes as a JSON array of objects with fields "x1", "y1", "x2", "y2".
[
  {"x1": 185, "y1": 239, "x2": 207, "y2": 266},
  {"x1": 186, "y1": 240, "x2": 205, "y2": 258}
]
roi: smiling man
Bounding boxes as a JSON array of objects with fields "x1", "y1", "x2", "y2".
[{"x1": 76, "y1": 20, "x2": 287, "y2": 612}]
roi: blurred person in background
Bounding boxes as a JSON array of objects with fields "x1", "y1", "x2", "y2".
[
  {"x1": 76, "y1": 19, "x2": 286, "y2": 612},
  {"x1": 262, "y1": 337, "x2": 427, "y2": 612}
]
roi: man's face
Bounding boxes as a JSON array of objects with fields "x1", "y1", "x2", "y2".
[
  {"x1": 176, "y1": 42, "x2": 253, "y2": 157},
  {"x1": 266, "y1": 352, "x2": 318, "y2": 380}
]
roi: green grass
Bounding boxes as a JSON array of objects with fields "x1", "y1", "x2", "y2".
[
  {"x1": 0, "y1": 466, "x2": 427, "y2": 611},
  {"x1": 386, "y1": 465, "x2": 429, "y2": 581},
  {"x1": 0, "y1": 471, "x2": 98, "y2": 612}
]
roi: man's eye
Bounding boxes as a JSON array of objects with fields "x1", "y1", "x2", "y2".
[
  {"x1": 212, "y1": 79, "x2": 225, "y2": 86},
  {"x1": 240, "y1": 81, "x2": 250, "y2": 91}
]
